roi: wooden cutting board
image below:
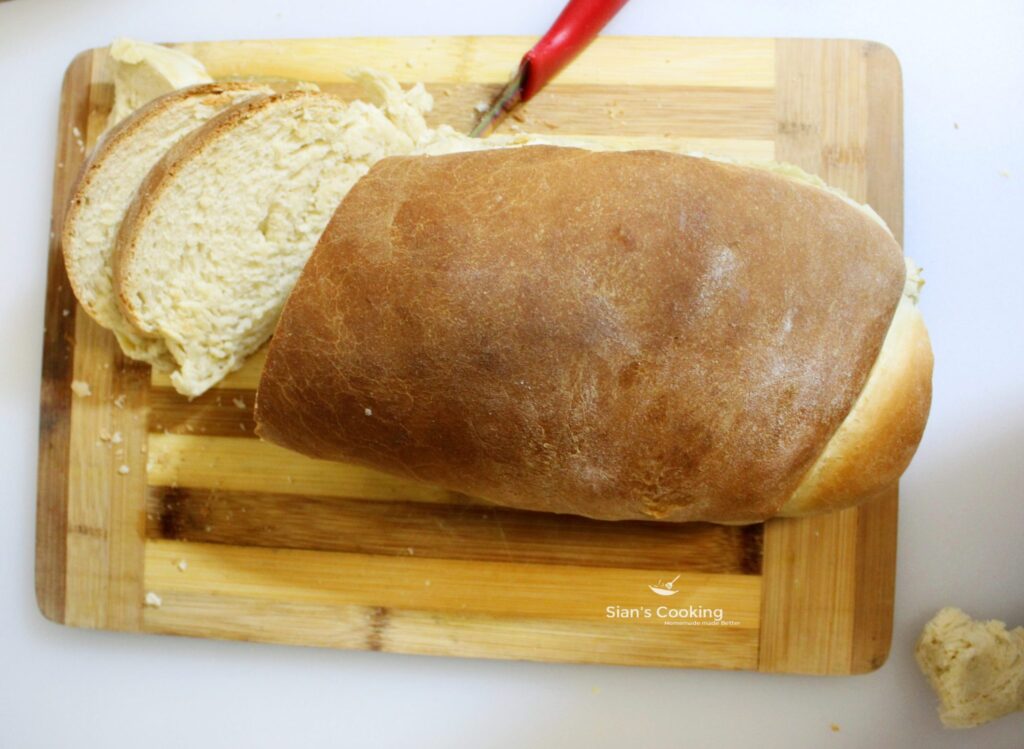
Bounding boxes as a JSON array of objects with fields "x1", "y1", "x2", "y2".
[{"x1": 37, "y1": 36, "x2": 902, "y2": 673}]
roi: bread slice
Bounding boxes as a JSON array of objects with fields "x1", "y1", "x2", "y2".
[
  {"x1": 62, "y1": 83, "x2": 270, "y2": 368},
  {"x1": 115, "y1": 90, "x2": 425, "y2": 396}
]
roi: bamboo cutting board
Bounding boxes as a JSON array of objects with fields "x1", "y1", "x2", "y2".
[{"x1": 37, "y1": 36, "x2": 902, "y2": 673}]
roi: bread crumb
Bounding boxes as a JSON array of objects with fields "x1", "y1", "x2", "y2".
[
  {"x1": 239, "y1": 422, "x2": 247, "y2": 431},
  {"x1": 175, "y1": 559, "x2": 188, "y2": 572},
  {"x1": 117, "y1": 464, "x2": 130, "y2": 475},
  {"x1": 541, "y1": 119, "x2": 559, "y2": 129},
  {"x1": 473, "y1": 100, "x2": 490, "y2": 113},
  {"x1": 364, "y1": 407, "x2": 373, "y2": 416},
  {"x1": 999, "y1": 169, "x2": 1010, "y2": 178},
  {"x1": 232, "y1": 397, "x2": 246, "y2": 409},
  {"x1": 953, "y1": 122, "x2": 959, "y2": 129},
  {"x1": 99, "y1": 428, "x2": 112, "y2": 441},
  {"x1": 113, "y1": 394, "x2": 127, "y2": 409},
  {"x1": 71, "y1": 380, "x2": 92, "y2": 397},
  {"x1": 830, "y1": 723, "x2": 840, "y2": 732},
  {"x1": 62, "y1": 308, "x2": 70, "y2": 317},
  {"x1": 407, "y1": 546, "x2": 415, "y2": 555},
  {"x1": 424, "y1": 579, "x2": 431, "y2": 587},
  {"x1": 143, "y1": 591, "x2": 162, "y2": 608},
  {"x1": 405, "y1": 58, "x2": 416, "y2": 68},
  {"x1": 292, "y1": 81, "x2": 320, "y2": 93},
  {"x1": 510, "y1": 110, "x2": 526, "y2": 123},
  {"x1": 111, "y1": 431, "x2": 123, "y2": 444}
]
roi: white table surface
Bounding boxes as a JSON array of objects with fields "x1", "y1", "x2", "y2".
[{"x1": 1, "y1": 0, "x2": 1021, "y2": 746}]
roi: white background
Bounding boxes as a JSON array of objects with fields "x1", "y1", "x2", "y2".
[{"x1": 1, "y1": 0, "x2": 1022, "y2": 746}]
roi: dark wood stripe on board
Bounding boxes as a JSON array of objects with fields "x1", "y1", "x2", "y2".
[{"x1": 146, "y1": 485, "x2": 764, "y2": 575}]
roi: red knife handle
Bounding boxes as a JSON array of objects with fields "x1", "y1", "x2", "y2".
[{"x1": 520, "y1": 0, "x2": 630, "y2": 101}]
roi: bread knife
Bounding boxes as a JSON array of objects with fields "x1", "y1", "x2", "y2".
[{"x1": 469, "y1": 0, "x2": 630, "y2": 137}]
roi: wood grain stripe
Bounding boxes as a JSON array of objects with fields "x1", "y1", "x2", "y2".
[
  {"x1": 144, "y1": 485, "x2": 764, "y2": 574},
  {"x1": 146, "y1": 433, "x2": 475, "y2": 504},
  {"x1": 759, "y1": 39, "x2": 899, "y2": 674},
  {"x1": 143, "y1": 591, "x2": 760, "y2": 669},
  {"x1": 35, "y1": 50, "x2": 95, "y2": 624},
  {"x1": 143, "y1": 540, "x2": 762, "y2": 626},
  {"x1": 847, "y1": 42, "x2": 903, "y2": 674},
  {"x1": 149, "y1": 387, "x2": 256, "y2": 437},
  {"x1": 171, "y1": 36, "x2": 775, "y2": 89}
]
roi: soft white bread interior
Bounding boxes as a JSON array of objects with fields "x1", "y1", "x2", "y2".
[
  {"x1": 115, "y1": 89, "x2": 432, "y2": 396},
  {"x1": 62, "y1": 83, "x2": 269, "y2": 369}
]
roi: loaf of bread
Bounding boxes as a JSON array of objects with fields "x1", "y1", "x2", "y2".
[
  {"x1": 255, "y1": 146, "x2": 933, "y2": 523},
  {"x1": 62, "y1": 83, "x2": 269, "y2": 368}
]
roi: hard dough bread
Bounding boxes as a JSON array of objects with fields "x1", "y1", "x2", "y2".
[
  {"x1": 115, "y1": 89, "x2": 432, "y2": 396},
  {"x1": 62, "y1": 83, "x2": 270, "y2": 369},
  {"x1": 255, "y1": 146, "x2": 933, "y2": 522}
]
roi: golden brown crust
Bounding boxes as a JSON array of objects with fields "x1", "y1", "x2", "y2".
[
  {"x1": 62, "y1": 82, "x2": 266, "y2": 319},
  {"x1": 780, "y1": 300, "x2": 933, "y2": 515},
  {"x1": 256, "y1": 146, "x2": 913, "y2": 523}
]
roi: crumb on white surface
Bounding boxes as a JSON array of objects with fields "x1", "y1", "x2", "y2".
[
  {"x1": 232, "y1": 397, "x2": 246, "y2": 410},
  {"x1": 999, "y1": 169, "x2": 1010, "y2": 178},
  {"x1": 117, "y1": 464, "x2": 130, "y2": 475},
  {"x1": 71, "y1": 380, "x2": 92, "y2": 397},
  {"x1": 144, "y1": 591, "x2": 162, "y2": 608},
  {"x1": 830, "y1": 724, "x2": 840, "y2": 733}
]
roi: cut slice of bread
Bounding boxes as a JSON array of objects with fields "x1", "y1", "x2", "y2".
[
  {"x1": 62, "y1": 83, "x2": 271, "y2": 369},
  {"x1": 115, "y1": 90, "x2": 425, "y2": 396}
]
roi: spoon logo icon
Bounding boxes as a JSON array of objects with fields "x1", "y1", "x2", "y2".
[{"x1": 648, "y1": 574, "x2": 681, "y2": 596}]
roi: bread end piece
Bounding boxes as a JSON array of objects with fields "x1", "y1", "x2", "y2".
[
  {"x1": 915, "y1": 607, "x2": 1024, "y2": 728},
  {"x1": 780, "y1": 261, "x2": 933, "y2": 516}
]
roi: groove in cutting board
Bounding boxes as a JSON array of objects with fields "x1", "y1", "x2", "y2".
[
  {"x1": 37, "y1": 36, "x2": 901, "y2": 672},
  {"x1": 145, "y1": 485, "x2": 764, "y2": 573}
]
